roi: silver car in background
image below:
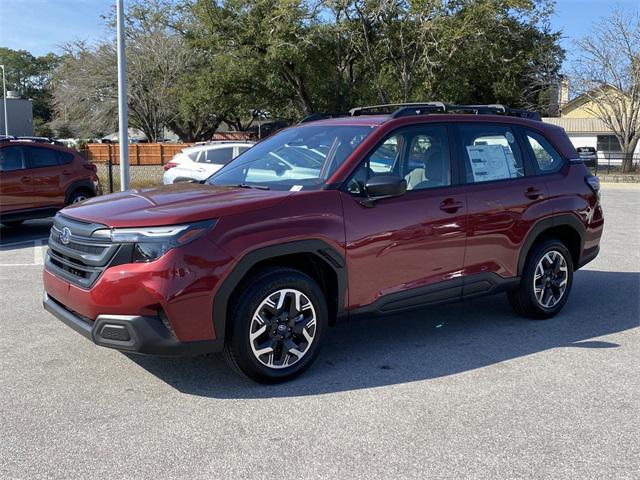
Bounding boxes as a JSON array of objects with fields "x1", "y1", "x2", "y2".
[{"x1": 162, "y1": 141, "x2": 254, "y2": 185}]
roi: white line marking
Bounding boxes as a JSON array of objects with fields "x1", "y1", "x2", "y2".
[
  {"x1": 34, "y1": 240, "x2": 45, "y2": 265},
  {"x1": 0, "y1": 238, "x2": 49, "y2": 248},
  {"x1": 0, "y1": 264, "x2": 43, "y2": 267}
]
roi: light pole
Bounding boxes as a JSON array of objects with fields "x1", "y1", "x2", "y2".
[
  {"x1": 0, "y1": 64, "x2": 8, "y2": 137},
  {"x1": 116, "y1": 0, "x2": 130, "y2": 190}
]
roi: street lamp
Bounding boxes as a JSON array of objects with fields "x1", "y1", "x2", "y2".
[
  {"x1": 250, "y1": 109, "x2": 270, "y2": 139},
  {"x1": 116, "y1": 0, "x2": 130, "y2": 190},
  {"x1": 0, "y1": 64, "x2": 8, "y2": 137}
]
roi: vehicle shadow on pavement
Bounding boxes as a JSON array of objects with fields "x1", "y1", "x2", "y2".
[
  {"x1": 0, "y1": 219, "x2": 52, "y2": 250},
  {"x1": 128, "y1": 269, "x2": 639, "y2": 398}
]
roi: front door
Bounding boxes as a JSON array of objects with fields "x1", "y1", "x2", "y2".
[
  {"x1": 0, "y1": 145, "x2": 33, "y2": 213},
  {"x1": 340, "y1": 124, "x2": 467, "y2": 311}
]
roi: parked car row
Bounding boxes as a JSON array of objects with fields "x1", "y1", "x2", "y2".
[{"x1": 0, "y1": 139, "x2": 259, "y2": 226}]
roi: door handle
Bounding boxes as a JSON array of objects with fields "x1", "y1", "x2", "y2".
[
  {"x1": 439, "y1": 198, "x2": 464, "y2": 213},
  {"x1": 525, "y1": 187, "x2": 543, "y2": 200},
  {"x1": 62, "y1": 169, "x2": 71, "y2": 175},
  {"x1": 20, "y1": 176, "x2": 32, "y2": 183}
]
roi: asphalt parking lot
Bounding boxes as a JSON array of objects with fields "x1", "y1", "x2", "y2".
[{"x1": 1, "y1": 185, "x2": 638, "y2": 480}]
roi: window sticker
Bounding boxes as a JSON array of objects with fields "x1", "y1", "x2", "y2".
[
  {"x1": 505, "y1": 131, "x2": 515, "y2": 144},
  {"x1": 466, "y1": 144, "x2": 517, "y2": 181},
  {"x1": 290, "y1": 185, "x2": 304, "y2": 192}
]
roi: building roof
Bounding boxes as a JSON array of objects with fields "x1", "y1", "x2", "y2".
[{"x1": 542, "y1": 117, "x2": 611, "y2": 134}]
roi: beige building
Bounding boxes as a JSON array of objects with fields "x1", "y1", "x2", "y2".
[{"x1": 543, "y1": 83, "x2": 638, "y2": 161}]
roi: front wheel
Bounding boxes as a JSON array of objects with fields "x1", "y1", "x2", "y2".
[
  {"x1": 223, "y1": 268, "x2": 328, "y2": 383},
  {"x1": 508, "y1": 239, "x2": 574, "y2": 319}
]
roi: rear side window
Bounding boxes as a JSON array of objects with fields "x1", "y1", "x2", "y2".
[
  {"x1": 458, "y1": 124, "x2": 524, "y2": 183},
  {"x1": 524, "y1": 130, "x2": 564, "y2": 173},
  {"x1": 57, "y1": 151, "x2": 75, "y2": 164},
  {"x1": 28, "y1": 147, "x2": 59, "y2": 168},
  {"x1": 186, "y1": 151, "x2": 201, "y2": 161},
  {"x1": 0, "y1": 146, "x2": 26, "y2": 172},
  {"x1": 201, "y1": 147, "x2": 234, "y2": 165}
]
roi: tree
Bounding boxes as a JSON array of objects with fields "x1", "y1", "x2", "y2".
[
  {"x1": 0, "y1": 48, "x2": 60, "y2": 134},
  {"x1": 572, "y1": 9, "x2": 640, "y2": 173},
  {"x1": 53, "y1": 1, "x2": 196, "y2": 141}
]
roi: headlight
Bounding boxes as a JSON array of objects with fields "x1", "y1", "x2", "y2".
[{"x1": 92, "y1": 220, "x2": 216, "y2": 263}]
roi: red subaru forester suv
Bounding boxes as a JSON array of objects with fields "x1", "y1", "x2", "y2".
[{"x1": 42, "y1": 104, "x2": 603, "y2": 383}]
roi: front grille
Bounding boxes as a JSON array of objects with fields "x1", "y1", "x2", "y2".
[{"x1": 46, "y1": 214, "x2": 120, "y2": 289}]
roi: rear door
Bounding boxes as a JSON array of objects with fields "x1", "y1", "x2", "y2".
[
  {"x1": 456, "y1": 123, "x2": 548, "y2": 284},
  {"x1": 25, "y1": 145, "x2": 67, "y2": 208},
  {"x1": 340, "y1": 124, "x2": 467, "y2": 310},
  {"x1": 0, "y1": 145, "x2": 32, "y2": 213}
]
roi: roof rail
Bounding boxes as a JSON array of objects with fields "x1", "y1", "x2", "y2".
[
  {"x1": 2, "y1": 136, "x2": 62, "y2": 144},
  {"x1": 298, "y1": 102, "x2": 541, "y2": 125},
  {"x1": 298, "y1": 112, "x2": 348, "y2": 124},
  {"x1": 389, "y1": 103, "x2": 541, "y2": 121},
  {"x1": 349, "y1": 102, "x2": 446, "y2": 116}
]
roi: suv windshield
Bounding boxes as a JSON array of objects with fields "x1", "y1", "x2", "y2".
[{"x1": 207, "y1": 125, "x2": 373, "y2": 190}]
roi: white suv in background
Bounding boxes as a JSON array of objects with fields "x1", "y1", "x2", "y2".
[{"x1": 162, "y1": 141, "x2": 254, "y2": 185}]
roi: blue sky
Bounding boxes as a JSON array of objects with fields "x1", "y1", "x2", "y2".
[{"x1": 0, "y1": 0, "x2": 638, "y2": 67}]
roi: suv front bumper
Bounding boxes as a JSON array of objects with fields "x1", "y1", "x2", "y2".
[{"x1": 43, "y1": 292, "x2": 222, "y2": 356}]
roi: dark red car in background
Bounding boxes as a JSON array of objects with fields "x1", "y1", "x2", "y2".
[
  {"x1": 42, "y1": 103, "x2": 603, "y2": 383},
  {"x1": 0, "y1": 139, "x2": 101, "y2": 227}
]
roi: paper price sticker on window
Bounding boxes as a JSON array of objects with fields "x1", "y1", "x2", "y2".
[{"x1": 466, "y1": 144, "x2": 517, "y2": 182}]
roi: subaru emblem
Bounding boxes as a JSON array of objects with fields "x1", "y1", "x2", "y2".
[{"x1": 60, "y1": 227, "x2": 71, "y2": 245}]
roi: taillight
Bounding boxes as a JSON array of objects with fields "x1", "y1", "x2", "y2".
[
  {"x1": 83, "y1": 162, "x2": 97, "y2": 173},
  {"x1": 163, "y1": 161, "x2": 178, "y2": 171},
  {"x1": 585, "y1": 175, "x2": 600, "y2": 197}
]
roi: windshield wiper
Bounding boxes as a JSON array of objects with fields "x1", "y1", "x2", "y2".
[{"x1": 225, "y1": 183, "x2": 270, "y2": 190}]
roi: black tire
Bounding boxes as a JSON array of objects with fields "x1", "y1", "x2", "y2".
[
  {"x1": 1, "y1": 220, "x2": 24, "y2": 228},
  {"x1": 508, "y1": 238, "x2": 574, "y2": 319},
  {"x1": 223, "y1": 267, "x2": 328, "y2": 383},
  {"x1": 67, "y1": 189, "x2": 93, "y2": 206}
]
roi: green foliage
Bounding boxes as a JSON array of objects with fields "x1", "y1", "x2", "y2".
[
  {"x1": 0, "y1": 47, "x2": 60, "y2": 125},
  {"x1": 48, "y1": 0, "x2": 564, "y2": 139}
]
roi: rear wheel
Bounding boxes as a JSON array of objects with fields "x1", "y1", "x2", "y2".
[
  {"x1": 223, "y1": 268, "x2": 328, "y2": 383},
  {"x1": 508, "y1": 239, "x2": 574, "y2": 319},
  {"x1": 67, "y1": 189, "x2": 92, "y2": 205}
]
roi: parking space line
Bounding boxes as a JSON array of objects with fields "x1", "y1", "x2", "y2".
[
  {"x1": 0, "y1": 238, "x2": 49, "y2": 249},
  {"x1": 0, "y1": 238, "x2": 48, "y2": 266},
  {"x1": 34, "y1": 240, "x2": 46, "y2": 265}
]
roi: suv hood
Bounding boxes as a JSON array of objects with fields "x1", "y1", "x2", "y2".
[{"x1": 61, "y1": 183, "x2": 292, "y2": 228}]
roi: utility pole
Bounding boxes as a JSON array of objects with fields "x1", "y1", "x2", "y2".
[
  {"x1": 0, "y1": 65, "x2": 8, "y2": 137},
  {"x1": 116, "y1": 0, "x2": 130, "y2": 190}
]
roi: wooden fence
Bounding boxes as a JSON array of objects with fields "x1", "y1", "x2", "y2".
[{"x1": 81, "y1": 143, "x2": 193, "y2": 165}]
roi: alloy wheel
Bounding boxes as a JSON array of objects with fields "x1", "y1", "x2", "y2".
[
  {"x1": 533, "y1": 250, "x2": 569, "y2": 308},
  {"x1": 249, "y1": 288, "x2": 317, "y2": 369}
]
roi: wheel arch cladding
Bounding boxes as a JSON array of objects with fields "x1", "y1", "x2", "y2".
[
  {"x1": 518, "y1": 214, "x2": 585, "y2": 275},
  {"x1": 212, "y1": 240, "x2": 347, "y2": 342}
]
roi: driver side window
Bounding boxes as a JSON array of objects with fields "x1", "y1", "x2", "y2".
[
  {"x1": 346, "y1": 125, "x2": 451, "y2": 195},
  {"x1": 346, "y1": 135, "x2": 400, "y2": 195}
]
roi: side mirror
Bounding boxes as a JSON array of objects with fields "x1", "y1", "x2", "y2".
[{"x1": 361, "y1": 175, "x2": 407, "y2": 207}]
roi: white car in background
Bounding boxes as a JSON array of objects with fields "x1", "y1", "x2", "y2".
[{"x1": 162, "y1": 141, "x2": 254, "y2": 185}]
